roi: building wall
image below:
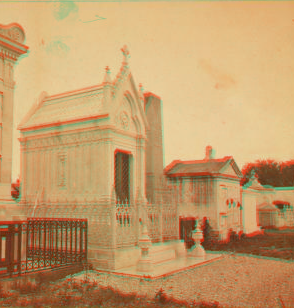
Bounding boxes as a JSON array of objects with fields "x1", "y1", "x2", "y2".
[
  {"x1": 216, "y1": 178, "x2": 242, "y2": 239},
  {"x1": 22, "y1": 129, "x2": 106, "y2": 206},
  {"x1": 253, "y1": 187, "x2": 294, "y2": 228},
  {"x1": 272, "y1": 188, "x2": 294, "y2": 205},
  {"x1": 168, "y1": 177, "x2": 217, "y2": 225},
  {"x1": 20, "y1": 125, "x2": 146, "y2": 215},
  {"x1": 241, "y1": 189, "x2": 260, "y2": 234},
  {"x1": 167, "y1": 175, "x2": 244, "y2": 239},
  {"x1": 20, "y1": 123, "x2": 146, "y2": 270}
]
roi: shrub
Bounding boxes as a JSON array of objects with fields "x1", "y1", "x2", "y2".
[
  {"x1": 10, "y1": 277, "x2": 41, "y2": 295},
  {"x1": 228, "y1": 229, "x2": 239, "y2": 243},
  {"x1": 201, "y1": 218, "x2": 211, "y2": 239},
  {"x1": 155, "y1": 287, "x2": 169, "y2": 304}
]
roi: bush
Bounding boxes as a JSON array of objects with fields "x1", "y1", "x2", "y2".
[
  {"x1": 228, "y1": 229, "x2": 239, "y2": 243},
  {"x1": 10, "y1": 277, "x2": 42, "y2": 295},
  {"x1": 201, "y1": 218, "x2": 213, "y2": 244},
  {"x1": 197, "y1": 301, "x2": 220, "y2": 308},
  {"x1": 155, "y1": 288, "x2": 169, "y2": 304}
]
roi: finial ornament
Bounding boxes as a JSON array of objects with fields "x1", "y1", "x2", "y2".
[
  {"x1": 139, "y1": 83, "x2": 144, "y2": 94},
  {"x1": 104, "y1": 66, "x2": 112, "y2": 84},
  {"x1": 121, "y1": 45, "x2": 130, "y2": 64},
  {"x1": 139, "y1": 83, "x2": 145, "y2": 100}
]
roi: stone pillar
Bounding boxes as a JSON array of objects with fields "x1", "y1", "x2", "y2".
[
  {"x1": 93, "y1": 142, "x2": 98, "y2": 194},
  {"x1": 0, "y1": 24, "x2": 28, "y2": 220},
  {"x1": 76, "y1": 145, "x2": 80, "y2": 195},
  {"x1": 104, "y1": 140, "x2": 112, "y2": 197},
  {"x1": 19, "y1": 141, "x2": 27, "y2": 200},
  {"x1": 90, "y1": 143, "x2": 94, "y2": 194},
  {"x1": 139, "y1": 138, "x2": 146, "y2": 199},
  {"x1": 69, "y1": 146, "x2": 75, "y2": 194},
  {"x1": 144, "y1": 93, "x2": 164, "y2": 204}
]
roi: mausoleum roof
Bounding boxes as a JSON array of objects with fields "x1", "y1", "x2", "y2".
[
  {"x1": 19, "y1": 46, "x2": 150, "y2": 133},
  {"x1": 19, "y1": 85, "x2": 107, "y2": 131},
  {"x1": 164, "y1": 156, "x2": 243, "y2": 179},
  {"x1": 257, "y1": 202, "x2": 279, "y2": 212}
]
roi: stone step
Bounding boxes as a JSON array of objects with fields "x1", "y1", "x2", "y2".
[{"x1": 150, "y1": 246, "x2": 177, "y2": 265}]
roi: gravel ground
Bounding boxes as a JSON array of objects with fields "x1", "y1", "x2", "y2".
[{"x1": 76, "y1": 254, "x2": 294, "y2": 308}]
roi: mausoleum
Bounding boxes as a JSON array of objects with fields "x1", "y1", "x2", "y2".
[
  {"x1": 18, "y1": 46, "x2": 184, "y2": 270},
  {"x1": 164, "y1": 146, "x2": 257, "y2": 241}
]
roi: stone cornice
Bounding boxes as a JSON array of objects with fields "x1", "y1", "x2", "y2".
[
  {"x1": 20, "y1": 129, "x2": 112, "y2": 150},
  {"x1": 0, "y1": 47, "x2": 19, "y2": 61},
  {"x1": 20, "y1": 113, "x2": 109, "y2": 132}
]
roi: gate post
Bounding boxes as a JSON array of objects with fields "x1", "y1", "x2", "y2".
[
  {"x1": 20, "y1": 221, "x2": 27, "y2": 274},
  {"x1": 7, "y1": 224, "x2": 14, "y2": 277}
]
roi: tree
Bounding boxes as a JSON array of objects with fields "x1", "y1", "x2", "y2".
[
  {"x1": 241, "y1": 159, "x2": 294, "y2": 187},
  {"x1": 280, "y1": 160, "x2": 294, "y2": 187}
]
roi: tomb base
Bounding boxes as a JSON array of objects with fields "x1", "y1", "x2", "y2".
[{"x1": 89, "y1": 240, "x2": 186, "y2": 271}]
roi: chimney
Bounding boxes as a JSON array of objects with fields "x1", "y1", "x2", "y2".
[{"x1": 205, "y1": 146, "x2": 215, "y2": 160}]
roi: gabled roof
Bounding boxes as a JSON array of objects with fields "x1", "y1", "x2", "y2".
[
  {"x1": 164, "y1": 156, "x2": 243, "y2": 179},
  {"x1": 257, "y1": 202, "x2": 278, "y2": 212},
  {"x1": 19, "y1": 85, "x2": 106, "y2": 131},
  {"x1": 19, "y1": 46, "x2": 149, "y2": 133}
]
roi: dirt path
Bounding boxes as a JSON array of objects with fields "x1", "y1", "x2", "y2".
[{"x1": 76, "y1": 255, "x2": 294, "y2": 307}]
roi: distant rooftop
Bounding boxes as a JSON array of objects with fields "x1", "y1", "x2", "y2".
[{"x1": 165, "y1": 146, "x2": 242, "y2": 178}]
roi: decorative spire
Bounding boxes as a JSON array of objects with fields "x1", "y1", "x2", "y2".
[
  {"x1": 139, "y1": 83, "x2": 145, "y2": 103},
  {"x1": 121, "y1": 45, "x2": 130, "y2": 65},
  {"x1": 139, "y1": 83, "x2": 144, "y2": 95},
  {"x1": 103, "y1": 66, "x2": 112, "y2": 84}
]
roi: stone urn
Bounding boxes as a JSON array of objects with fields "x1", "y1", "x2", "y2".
[
  {"x1": 136, "y1": 224, "x2": 153, "y2": 272},
  {"x1": 189, "y1": 219, "x2": 206, "y2": 259}
]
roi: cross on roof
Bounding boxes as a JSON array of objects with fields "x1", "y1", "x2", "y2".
[{"x1": 121, "y1": 45, "x2": 130, "y2": 63}]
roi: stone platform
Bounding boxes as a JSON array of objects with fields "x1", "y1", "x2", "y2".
[{"x1": 92, "y1": 253, "x2": 223, "y2": 279}]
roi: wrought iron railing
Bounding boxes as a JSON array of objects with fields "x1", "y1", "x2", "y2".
[
  {"x1": 0, "y1": 221, "x2": 23, "y2": 277},
  {"x1": 0, "y1": 218, "x2": 87, "y2": 278},
  {"x1": 116, "y1": 199, "x2": 136, "y2": 248},
  {"x1": 146, "y1": 202, "x2": 162, "y2": 243}
]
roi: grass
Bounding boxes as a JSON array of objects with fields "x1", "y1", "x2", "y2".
[
  {"x1": 0, "y1": 273, "x2": 221, "y2": 308},
  {"x1": 203, "y1": 229, "x2": 294, "y2": 260}
]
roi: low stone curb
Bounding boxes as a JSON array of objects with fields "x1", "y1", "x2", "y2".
[{"x1": 206, "y1": 250, "x2": 294, "y2": 263}]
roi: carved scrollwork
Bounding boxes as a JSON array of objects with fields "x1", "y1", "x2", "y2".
[
  {"x1": 0, "y1": 24, "x2": 25, "y2": 44},
  {"x1": 25, "y1": 129, "x2": 103, "y2": 150},
  {"x1": 120, "y1": 112, "x2": 130, "y2": 130}
]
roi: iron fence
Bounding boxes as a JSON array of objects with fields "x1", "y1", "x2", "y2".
[{"x1": 0, "y1": 218, "x2": 87, "y2": 278}]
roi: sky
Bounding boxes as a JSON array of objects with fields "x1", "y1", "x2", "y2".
[{"x1": 0, "y1": 1, "x2": 294, "y2": 181}]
